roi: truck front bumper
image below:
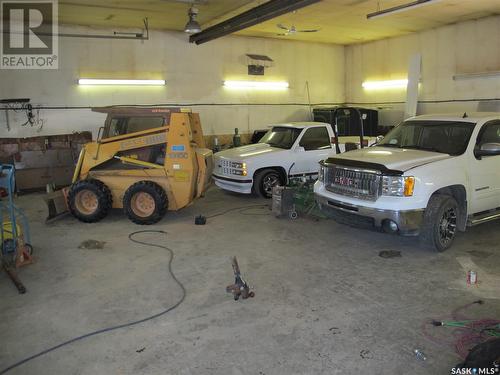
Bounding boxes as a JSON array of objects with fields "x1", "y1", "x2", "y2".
[
  {"x1": 316, "y1": 195, "x2": 424, "y2": 236},
  {"x1": 212, "y1": 174, "x2": 253, "y2": 194}
]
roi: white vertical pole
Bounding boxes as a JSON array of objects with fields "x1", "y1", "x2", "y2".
[{"x1": 405, "y1": 54, "x2": 421, "y2": 119}]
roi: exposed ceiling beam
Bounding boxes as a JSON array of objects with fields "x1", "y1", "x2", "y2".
[
  {"x1": 201, "y1": 0, "x2": 263, "y2": 29},
  {"x1": 189, "y1": 0, "x2": 321, "y2": 45}
]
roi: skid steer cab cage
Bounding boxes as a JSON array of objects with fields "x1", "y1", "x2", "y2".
[{"x1": 46, "y1": 107, "x2": 213, "y2": 225}]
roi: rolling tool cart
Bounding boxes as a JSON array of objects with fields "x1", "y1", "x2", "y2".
[{"x1": 0, "y1": 164, "x2": 33, "y2": 294}]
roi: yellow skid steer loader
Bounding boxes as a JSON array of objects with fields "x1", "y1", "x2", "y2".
[{"x1": 45, "y1": 107, "x2": 213, "y2": 225}]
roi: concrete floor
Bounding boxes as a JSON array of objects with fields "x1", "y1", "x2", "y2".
[{"x1": 1, "y1": 186, "x2": 499, "y2": 375}]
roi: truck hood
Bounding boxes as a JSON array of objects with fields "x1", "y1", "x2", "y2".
[
  {"x1": 328, "y1": 146, "x2": 452, "y2": 172},
  {"x1": 215, "y1": 143, "x2": 283, "y2": 160}
]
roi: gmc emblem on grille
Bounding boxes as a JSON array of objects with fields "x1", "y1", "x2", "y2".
[{"x1": 335, "y1": 176, "x2": 358, "y2": 188}]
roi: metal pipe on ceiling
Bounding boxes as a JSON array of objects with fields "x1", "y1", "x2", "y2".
[
  {"x1": 366, "y1": 0, "x2": 439, "y2": 19},
  {"x1": 1, "y1": 18, "x2": 149, "y2": 41},
  {"x1": 189, "y1": 0, "x2": 321, "y2": 45},
  {"x1": 51, "y1": 32, "x2": 148, "y2": 40}
]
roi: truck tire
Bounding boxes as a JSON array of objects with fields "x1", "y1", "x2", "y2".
[
  {"x1": 420, "y1": 194, "x2": 459, "y2": 252},
  {"x1": 123, "y1": 181, "x2": 168, "y2": 225},
  {"x1": 253, "y1": 169, "x2": 284, "y2": 198},
  {"x1": 68, "y1": 179, "x2": 112, "y2": 223}
]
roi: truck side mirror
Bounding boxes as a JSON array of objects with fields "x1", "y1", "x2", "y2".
[{"x1": 475, "y1": 142, "x2": 500, "y2": 159}]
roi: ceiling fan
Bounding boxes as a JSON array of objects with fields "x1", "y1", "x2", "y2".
[{"x1": 276, "y1": 23, "x2": 320, "y2": 36}]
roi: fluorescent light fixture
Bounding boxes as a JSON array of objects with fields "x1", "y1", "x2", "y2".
[
  {"x1": 453, "y1": 71, "x2": 500, "y2": 80},
  {"x1": 78, "y1": 79, "x2": 166, "y2": 86},
  {"x1": 223, "y1": 80, "x2": 289, "y2": 90},
  {"x1": 362, "y1": 79, "x2": 408, "y2": 90},
  {"x1": 367, "y1": 0, "x2": 440, "y2": 19}
]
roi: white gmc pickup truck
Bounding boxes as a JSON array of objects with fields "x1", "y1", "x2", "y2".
[
  {"x1": 314, "y1": 113, "x2": 500, "y2": 251},
  {"x1": 213, "y1": 122, "x2": 337, "y2": 198}
]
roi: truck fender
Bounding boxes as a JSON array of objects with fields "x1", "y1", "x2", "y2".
[{"x1": 428, "y1": 185, "x2": 468, "y2": 232}]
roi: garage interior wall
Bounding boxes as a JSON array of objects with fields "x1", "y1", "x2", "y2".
[
  {"x1": 0, "y1": 25, "x2": 345, "y2": 139},
  {"x1": 2, "y1": 15, "x2": 500, "y2": 140},
  {"x1": 345, "y1": 15, "x2": 500, "y2": 126}
]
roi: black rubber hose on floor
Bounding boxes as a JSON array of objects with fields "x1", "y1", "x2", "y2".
[
  {"x1": 0, "y1": 230, "x2": 186, "y2": 375},
  {"x1": 204, "y1": 204, "x2": 269, "y2": 219}
]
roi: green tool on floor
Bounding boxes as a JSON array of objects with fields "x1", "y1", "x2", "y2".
[{"x1": 272, "y1": 176, "x2": 327, "y2": 220}]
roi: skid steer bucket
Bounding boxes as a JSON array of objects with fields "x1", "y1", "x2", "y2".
[{"x1": 44, "y1": 187, "x2": 70, "y2": 222}]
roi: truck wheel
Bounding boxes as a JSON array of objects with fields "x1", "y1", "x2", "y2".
[
  {"x1": 68, "y1": 179, "x2": 112, "y2": 223},
  {"x1": 420, "y1": 194, "x2": 459, "y2": 252},
  {"x1": 253, "y1": 169, "x2": 283, "y2": 198},
  {"x1": 123, "y1": 181, "x2": 168, "y2": 225}
]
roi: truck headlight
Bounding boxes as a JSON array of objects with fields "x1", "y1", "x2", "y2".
[
  {"x1": 318, "y1": 164, "x2": 326, "y2": 183},
  {"x1": 230, "y1": 161, "x2": 247, "y2": 176},
  {"x1": 232, "y1": 169, "x2": 248, "y2": 176},
  {"x1": 231, "y1": 162, "x2": 246, "y2": 169},
  {"x1": 381, "y1": 176, "x2": 415, "y2": 197}
]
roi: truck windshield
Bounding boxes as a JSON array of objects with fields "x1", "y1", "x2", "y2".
[
  {"x1": 377, "y1": 120, "x2": 475, "y2": 156},
  {"x1": 259, "y1": 126, "x2": 302, "y2": 149}
]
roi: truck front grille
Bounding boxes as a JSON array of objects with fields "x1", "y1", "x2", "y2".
[
  {"x1": 219, "y1": 160, "x2": 232, "y2": 168},
  {"x1": 325, "y1": 165, "x2": 380, "y2": 201},
  {"x1": 214, "y1": 157, "x2": 230, "y2": 175}
]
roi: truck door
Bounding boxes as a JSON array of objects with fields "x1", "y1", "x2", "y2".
[
  {"x1": 469, "y1": 120, "x2": 500, "y2": 214},
  {"x1": 290, "y1": 126, "x2": 333, "y2": 177}
]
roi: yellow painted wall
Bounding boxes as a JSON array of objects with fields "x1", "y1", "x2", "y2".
[
  {"x1": 3, "y1": 15, "x2": 498, "y2": 136},
  {"x1": 345, "y1": 15, "x2": 500, "y2": 126},
  {"x1": 0, "y1": 25, "x2": 345, "y2": 138}
]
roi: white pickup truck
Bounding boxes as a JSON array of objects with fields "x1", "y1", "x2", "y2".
[
  {"x1": 213, "y1": 122, "x2": 340, "y2": 198},
  {"x1": 314, "y1": 113, "x2": 500, "y2": 251}
]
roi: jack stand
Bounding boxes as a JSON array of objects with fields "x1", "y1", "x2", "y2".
[{"x1": 226, "y1": 256, "x2": 255, "y2": 301}]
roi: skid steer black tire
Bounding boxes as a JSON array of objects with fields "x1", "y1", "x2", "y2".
[
  {"x1": 420, "y1": 194, "x2": 459, "y2": 252},
  {"x1": 68, "y1": 179, "x2": 112, "y2": 223},
  {"x1": 123, "y1": 181, "x2": 168, "y2": 225}
]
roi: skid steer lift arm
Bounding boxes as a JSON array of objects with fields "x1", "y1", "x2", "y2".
[{"x1": 113, "y1": 156, "x2": 164, "y2": 169}]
